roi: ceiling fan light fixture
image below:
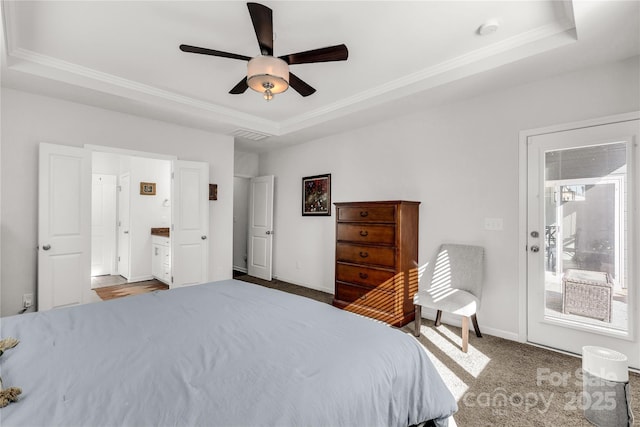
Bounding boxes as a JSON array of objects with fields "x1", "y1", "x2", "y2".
[{"x1": 247, "y1": 56, "x2": 289, "y2": 100}]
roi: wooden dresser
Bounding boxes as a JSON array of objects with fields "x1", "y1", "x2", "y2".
[{"x1": 333, "y1": 201, "x2": 420, "y2": 326}]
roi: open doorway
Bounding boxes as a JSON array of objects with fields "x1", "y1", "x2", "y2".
[
  {"x1": 91, "y1": 151, "x2": 171, "y2": 289},
  {"x1": 233, "y1": 177, "x2": 251, "y2": 274},
  {"x1": 38, "y1": 143, "x2": 210, "y2": 310}
]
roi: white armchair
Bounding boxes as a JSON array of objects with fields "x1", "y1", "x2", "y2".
[{"x1": 413, "y1": 244, "x2": 484, "y2": 352}]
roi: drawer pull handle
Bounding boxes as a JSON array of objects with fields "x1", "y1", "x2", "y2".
[
  {"x1": 359, "y1": 272, "x2": 368, "y2": 279},
  {"x1": 360, "y1": 294, "x2": 367, "y2": 300},
  {"x1": 359, "y1": 230, "x2": 369, "y2": 237},
  {"x1": 359, "y1": 251, "x2": 369, "y2": 258},
  {"x1": 360, "y1": 211, "x2": 369, "y2": 217}
]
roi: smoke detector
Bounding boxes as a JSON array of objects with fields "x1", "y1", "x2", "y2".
[{"x1": 478, "y1": 20, "x2": 500, "y2": 36}]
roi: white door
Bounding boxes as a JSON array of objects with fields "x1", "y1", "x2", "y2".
[
  {"x1": 38, "y1": 143, "x2": 91, "y2": 311},
  {"x1": 171, "y1": 160, "x2": 209, "y2": 288},
  {"x1": 248, "y1": 175, "x2": 274, "y2": 280},
  {"x1": 91, "y1": 174, "x2": 117, "y2": 278},
  {"x1": 117, "y1": 173, "x2": 131, "y2": 279},
  {"x1": 527, "y1": 119, "x2": 639, "y2": 369}
]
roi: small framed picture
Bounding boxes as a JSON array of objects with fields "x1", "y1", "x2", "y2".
[
  {"x1": 140, "y1": 182, "x2": 156, "y2": 195},
  {"x1": 302, "y1": 174, "x2": 331, "y2": 216}
]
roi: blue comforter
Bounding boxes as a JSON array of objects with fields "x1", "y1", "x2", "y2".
[{"x1": 0, "y1": 279, "x2": 456, "y2": 426}]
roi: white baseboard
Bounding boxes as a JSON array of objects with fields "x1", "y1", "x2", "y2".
[
  {"x1": 419, "y1": 310, "x2": 520, "y2": 342},
  {"x1": 270, "y1": 277, "x2": 520, "y2": 341},
  {"x1": 273, "y1": 275, "x2": 334, "y2": 295}
]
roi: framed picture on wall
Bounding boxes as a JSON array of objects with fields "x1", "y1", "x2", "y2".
[
  {"x1": 302, "y1": 174, "x2": 331, "y2": 216},
  {"x1": 140, "y1": 182, "x2": 156, "y2": 195}
]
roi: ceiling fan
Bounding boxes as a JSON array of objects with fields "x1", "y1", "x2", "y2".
[{"x1": 179, "y1": 2, "x2": 348, "y2": 101}]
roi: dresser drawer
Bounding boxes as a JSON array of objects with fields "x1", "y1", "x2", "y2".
[
  {"x1": 336, "y1": 243, "x2": 395, "y2": 268},
  {"x1": 337, "y1": 205, "x2": 396, "y2": 223},
  {"x1": 336, "y1": 263, "x2": 396, "y2": 290},
  {"x1": 335, "y1": 283, "x2": 395, "y2": 314},
  {"x1": 336, "y1": 223, "x2": 395, "y2": 245}
]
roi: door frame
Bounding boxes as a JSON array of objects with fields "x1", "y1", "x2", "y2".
[{"x1": 518, "y1": 111, "x2": 640, "y2": 343}]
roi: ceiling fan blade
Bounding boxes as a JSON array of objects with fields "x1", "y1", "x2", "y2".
[
  {"x1": 247, "y1": 2, "x2": 273, "y2": 56},
  {"x1": 288, "y1": 72, "x2": 316, "y2": 97},
  {"x1": 180, "y1": 44, "x2": 251, "y2": 61},
  {"x1": 229, "y1": 77, "x2": 249, "y2": 94},
  {"x1": 280, "y1": 44, "x2": 348, "y2": 65}
]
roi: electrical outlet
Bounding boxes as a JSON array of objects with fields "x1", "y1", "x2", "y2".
[{"x1": 23, "y1": 293, "x2": 33, "y2": 309}]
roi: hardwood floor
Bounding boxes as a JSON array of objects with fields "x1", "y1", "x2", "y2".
[{"x1": 94, "y1": 279, "x2": 168, "y2": 301}]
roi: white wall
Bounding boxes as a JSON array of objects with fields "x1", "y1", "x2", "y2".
[
  {"x1": 0, "y1": 88, "x2": 235, "y2": 316},
  {"x1": 234, "y1": 150, "x2": 259, "y2": 178},
  {"x1": 129, "y1": 156, "x2": 171, "y2": 281},
  {"x1": 259, "y1": 56, "x2": 640, "y2": 340}
]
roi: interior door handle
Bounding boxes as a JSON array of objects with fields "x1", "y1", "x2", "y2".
[
  {"x1": 530, "y1": 245, "x2": 540, "y2": 253},
  {"x1": 42, "y1": 244, "x2": 51, "y2": 251},
  {"x1": 266, "y1": 231, "x2": 273, "y2": 235},
  {"x1": 124, "y1": 231, "x2": 129, "y2": 234},
  {"x1": 201, "y1": 235, "x2": 207, "y2": 240}
]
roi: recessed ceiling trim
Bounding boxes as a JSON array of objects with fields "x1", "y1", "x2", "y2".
[
  {"x1": 279, "y1": 17, "x2": 578, "y2": 134},
  {"x1": 7, "y1": 46, "x2": 280, "y2": 132}
]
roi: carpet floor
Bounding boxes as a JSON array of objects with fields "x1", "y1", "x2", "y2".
[{"x1": 233, "y1": 273, "x2": 639, "y2": 427}]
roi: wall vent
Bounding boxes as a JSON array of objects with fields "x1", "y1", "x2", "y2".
[{"x1": 230, "y1": 129, "x2": 271, "y2": 141}]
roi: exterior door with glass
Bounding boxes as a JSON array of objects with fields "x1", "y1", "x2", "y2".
[{"x1": 527, "y1": 119, "x2": 639, "y2": 369}]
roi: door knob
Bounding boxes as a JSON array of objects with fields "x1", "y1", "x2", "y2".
[
  {"x1": 42, "y1": 244, "x2": 51, "y2": 251},
  {"x1": 266, "y1": 231, "x2": 272, "y2": 235},
  {"x1": 530, "y1": 245, "x2": 540, "y2": 253},
  {"x1": 124, "y1": 231, "x2": 129, "y2": 234},
  {"x1": 201, "y1": 235, "x2": 207, "y2": 240}
]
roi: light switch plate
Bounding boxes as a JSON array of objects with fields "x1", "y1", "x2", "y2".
[{"x1": 484, "y1": 218, "x2": 504, "y2": 231}]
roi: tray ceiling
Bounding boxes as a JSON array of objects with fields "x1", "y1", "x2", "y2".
[{"x1": 1, "y1": 1, "x2": 638, "y2": 151}]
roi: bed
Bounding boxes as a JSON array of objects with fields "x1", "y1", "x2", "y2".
[{"x1": 0, "y1": 279, "x2": 457, "y2": 426}]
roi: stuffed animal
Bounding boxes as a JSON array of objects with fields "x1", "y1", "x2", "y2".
[
  {"x1": 0, "y1": 379, "x2": 21, "y2": 408},
  {"x1": 0, "y1": 337, "x2": 21, "y2": 408},
  {"x1": 0, "y1": 337, "x2": 19, "y2": 356}
]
